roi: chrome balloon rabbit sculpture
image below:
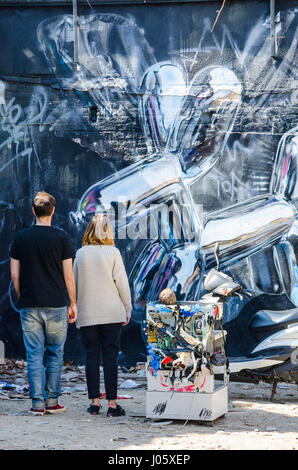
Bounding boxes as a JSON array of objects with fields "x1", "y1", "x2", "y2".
[{"x1": 37, "y1": 14, "x2": 298, "y2": 375}]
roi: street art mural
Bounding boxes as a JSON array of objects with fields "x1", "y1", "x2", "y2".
[{"x1": 0, "y1": 1, "x2": 297, "y2": 364}]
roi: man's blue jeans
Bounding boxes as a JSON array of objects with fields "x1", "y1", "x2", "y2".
[{"x1": 20, "y1": 307, "x2": 68, "y2": 409}]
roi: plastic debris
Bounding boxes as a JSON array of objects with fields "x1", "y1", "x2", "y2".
[
  {"x1": 146, "y1": 346, "x2": 160, "y2": 376},
  {"x1": 240, "y1": 385, "x2": 255, "y2": 390},
  {"x1": 119, "y1": 379, "x2": 140, "y2": 389},
  {"x1": 151, "y1": 420, "x2": 173, "y2": 426},
  {"x1": 0, "y1": 381, "x2": 29, "y2": 398},
  {"x1": 0, "y1": 382, "x2": 16, "y2": 390},
  {"x1": 99, "y1": 393, "x2": 133, "y2": 399}
]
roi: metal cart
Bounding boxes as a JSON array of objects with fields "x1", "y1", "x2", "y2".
[{"x1": 145, "y1": 297, "x2": 229, "y2": 423}]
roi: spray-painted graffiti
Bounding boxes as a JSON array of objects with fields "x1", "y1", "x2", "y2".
[{"x1": 0, "y1": 2, "x2": 297, "y2": 363}]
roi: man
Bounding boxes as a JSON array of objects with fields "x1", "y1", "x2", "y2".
[{"x1": 10, "y1": 191, "x2": 77, "y2": 416}]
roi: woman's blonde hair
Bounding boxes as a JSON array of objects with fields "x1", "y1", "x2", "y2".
[{"x1": 82, "y1": 213, "x2": 114, "y2": 246}]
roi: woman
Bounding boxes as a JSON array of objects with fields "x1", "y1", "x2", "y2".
[{"x1": 74, "y1": 213, "x2": 132, "y2": 417}]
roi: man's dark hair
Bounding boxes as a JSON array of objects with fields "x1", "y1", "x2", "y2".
[{"x1": 32, "y1": 191, "x2": 56, "y2": 218}]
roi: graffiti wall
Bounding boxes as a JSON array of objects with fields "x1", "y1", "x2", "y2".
[{"x1": 0, "y1": 0, "x2": 297, "y2": 365}]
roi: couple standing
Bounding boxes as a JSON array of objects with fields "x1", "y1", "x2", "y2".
[{"x1": 10, "y1": 191, "x2": 132, "y2": 417}]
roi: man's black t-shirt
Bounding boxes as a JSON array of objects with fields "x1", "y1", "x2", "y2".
[{"x1": 9, "y1": 225, "x2": 75, "y2": 309}]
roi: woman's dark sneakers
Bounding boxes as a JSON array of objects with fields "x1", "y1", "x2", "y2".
[
  {"x1": 87, "y1": 404, "x2": 102, "y2": 415},
  {"x1": 107, "y1": 404, "x2": 126, "y2": 417}
]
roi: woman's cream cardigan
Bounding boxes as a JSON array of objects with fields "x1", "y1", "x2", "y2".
[{"x1": 73, "y1": 245, "x2": 132, "y2": 328}]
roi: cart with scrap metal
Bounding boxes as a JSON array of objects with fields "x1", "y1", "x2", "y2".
[{"x1": 145, "y1": 298, "x2": 229, "y2": 423}]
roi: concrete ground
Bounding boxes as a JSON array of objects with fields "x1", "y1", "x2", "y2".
[{"x1": 0, "y1": 363, "x2": 297, "y2": 451}]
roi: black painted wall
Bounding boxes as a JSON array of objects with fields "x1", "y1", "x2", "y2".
[{"x1": 0, "y1": 0, "x2": 297, "y2": 365}]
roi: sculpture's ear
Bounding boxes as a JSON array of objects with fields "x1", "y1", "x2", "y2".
[{"x1": 139, "y1": 63, "x2": 186, "y2": 154}]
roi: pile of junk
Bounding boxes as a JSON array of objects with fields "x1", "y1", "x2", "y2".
[{"x1": 144, "y1": 262, "x2": 242, "y2": 423}]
